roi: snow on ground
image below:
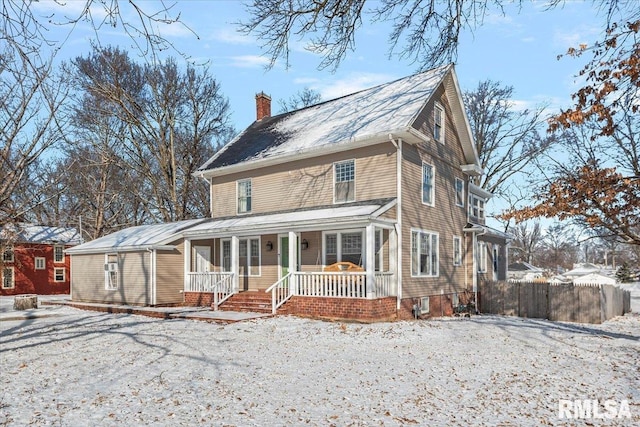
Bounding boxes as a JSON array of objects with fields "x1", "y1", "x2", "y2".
[{"x1": 1, "y1": 305, "x2": 638, "y2": 426}]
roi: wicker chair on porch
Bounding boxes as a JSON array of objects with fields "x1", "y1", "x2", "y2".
[{"x1": 323, "y1": 261, "x2": 364, "y2": 272}]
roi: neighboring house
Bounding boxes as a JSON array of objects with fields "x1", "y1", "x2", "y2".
[
  {"x1": 508, "y1": 261, "x2": 545, "y2": 281},
  {"x1": 68, "y1": 64, "x2": 509, "y2": 320},
  {"x1": 1, "y1": 224, "x2": 82, "y2": 296},
  {"x1": 573, "y1": 273, "x2": 617, "y2": 286},
  {"x1": 66, "y1": 219, "x2": 206, "y2": 305},
  {"x1": 563, "y1": 263, "x2": 603, "y2": 280}
]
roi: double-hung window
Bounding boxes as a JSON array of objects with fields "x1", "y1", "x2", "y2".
[
  {"x1": 323, "y1": 231, "x2": 363, "y2": 266},
  {"x1": 455, "y1": 178, "x2": 464, "y2": 207},
  {"x1": 223, "y1": 237, "x2": 261, "y2": 276},
  {"x1": 453, "y1": 236, "x2": 462, "y2": 267},
  {"x1": 334, "y1": 160, "x2": 355, "y2": 203},
  {"x1": 411, "y1": 229, "x2": 439, "y2": 277},
  {"x1": 477, "y1": 241, "x2": 487, "y2": 273},
  {"x1": 3, "y1": 246, "x2": 14, "y2": 263},
  {"x1": 237, "y1": 179, "x2": 252, "y2": 214},
  {"x1": 434, "y1": 103, "x2": 444, "y2": 143},
  {"x1": 422, "y1": 162, "x2": 435, "y2": 206},
  {"x1": 54, "y1": 268, "x2": 65, "y2": 282},
  {"x1": 2, "y1": 267, "x2": 14, "y2": 289},
  {"x1": 54, "y1": 245, "x2": 64, "y2": 263}
]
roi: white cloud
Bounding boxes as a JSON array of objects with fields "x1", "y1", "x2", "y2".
[
  {"x1": 553, "y1": 25, "x2": 601, "y2": 49},
  {"x1": 315, "y1": 72, "x2": 396, "y2": 100},
  {"x1": 210, "y1": 28, "x2": 253, "y2": 45},
  {"x1": 229, "y1": 55, "x2": 271, "y2": 68}
]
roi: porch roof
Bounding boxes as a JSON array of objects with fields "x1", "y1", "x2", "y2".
[
  {"x1": 66, "y1": 218, "x2": 209, "y2": 255},
  {"x1": 184, "y1": 199, "x2": 397, "y2": 238}
]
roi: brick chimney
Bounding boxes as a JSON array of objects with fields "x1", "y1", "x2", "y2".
[{"x1": 255, "y1": 92, "x2": 271, "y2": 121}]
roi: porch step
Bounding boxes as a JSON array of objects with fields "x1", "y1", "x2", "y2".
[{"x1": 218, "y1": 291, "x2": 274, "y2": 314}]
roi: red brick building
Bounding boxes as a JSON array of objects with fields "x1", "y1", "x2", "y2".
[{"x1": 1, "y1": 224, "x2": 82, "y2": 296}]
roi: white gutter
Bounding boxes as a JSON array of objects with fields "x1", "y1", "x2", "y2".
[{"x1": 66, "y1": 244, "x2": 177, "y2": 256}]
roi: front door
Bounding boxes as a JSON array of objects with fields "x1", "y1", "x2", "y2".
[{"x1": 193, "y1": 246, "x2": 211, "y2": 273}]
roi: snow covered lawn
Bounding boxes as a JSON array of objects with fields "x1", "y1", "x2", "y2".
[{"x1": 1, "y1": 308, "x2": 638, "y2": 426}]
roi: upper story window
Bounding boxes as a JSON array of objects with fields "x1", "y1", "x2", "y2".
[
  {"x1": 237, "y1": 179, "x2": 252, "y2": 214},
  {"x1": 411, "y1": 229, "x2": 439, "y2": 277},
  {"x1": 54, "y1": 245, "x2": 64, "y2": 263},
  {"x1": 35, "y1": 257, "x2": 46, "y2": 270},
  {"x1": 455, "y1": 178, "x2": 465, "y2": 207},
  {"x1": 422, "y1": 162, "x2": 435, "y2": 206},
  {"x1": 434, "y1": 103, "x2": 444, "y2": 143},
  {"x1": 3, "y1": 246, "x2": 14, "y2": 263},
  {"x1": 469, "y1": 194, "x2": 485, "y2": 220},
  {"x1": 334, "y1": 160, "x2": 355, "y2": 203}
]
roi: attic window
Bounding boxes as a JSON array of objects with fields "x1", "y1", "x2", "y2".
[{"x1": 434, "y1": 103, "x2": 444, "y2": 143}]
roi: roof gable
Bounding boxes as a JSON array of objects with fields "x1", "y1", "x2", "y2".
[{"x1": 199, "y1": 64, "x2": 478, "y2": 174}]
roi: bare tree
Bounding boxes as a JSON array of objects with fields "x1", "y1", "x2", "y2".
[
  {"x1": 278, "y1": 87, "x2": 323, "y2": 113},
  {"x1": 509, "y1": 221, "x2": 543, "y2": 264},
  {"x1": 463, "y1": 80, "x2": 552, "y2": 197},
  {"x1": 63, "y1": 47, "x2": 233, "y2": 231},
  {"x1": 240, "y1": 1, "x2": 633, "y2": 71},
  {"x1": 1, "y1": 1, "x2": 192, "y2": 232},
  {"x1": 537, "y1": 222, "x2": 578, "y2": 273}
]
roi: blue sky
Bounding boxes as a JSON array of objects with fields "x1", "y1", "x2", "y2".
[
  {"x1": 36, "y1": 0, "x2": 608, "y2": 130},
  {"x1": 32, "y1": 0, "x2": 609, "y2": 226}
]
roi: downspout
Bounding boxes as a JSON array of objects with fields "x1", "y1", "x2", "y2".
[
  {"x1": 147, "y1": 248, "x2": 156, "y2": 306},
  {"x1": 390, "y1": 135, "x2": 403, "y2": 311}
]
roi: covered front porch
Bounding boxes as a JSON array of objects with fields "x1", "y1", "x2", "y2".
[{"x1": 181, "y1": 201, "x2": 398, "y2": 317}]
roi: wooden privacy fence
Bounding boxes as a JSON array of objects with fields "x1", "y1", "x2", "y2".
[{"x1": 478, "y1": 280, "x2": 631, "y2": 324}]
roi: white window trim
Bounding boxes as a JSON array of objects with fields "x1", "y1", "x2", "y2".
[
  {"x1": 104, "y1": 253, "x2": 119, "y2": 291},
  {"x1": 2, "y1": 266, "x2": 15, "y2": 289},
  {"x1": 477, "y1": 241, "x2": 487, "y2": 273},
  {"x1": 54, "y1": 267, "x2": 65, "y2": 282},
  {"x1": 333, "y1": 159, "x2": 356, "y2": 204},
  {"x1": 3, "y1": 246, "x2": 14, "y2": 263},
  {"x1": 410, "y1": 228, "x2": 439, "y2": 278},
  {"x1": 236, "y1": 178, "x2": 252, "y2": 214},
  {"x1": 322, "y1": 229, "x2": 369, "y2": 267},
  {"x1": 455, "y1": 177, "x2": 465, "y2": 207},
  {"x1": 421, "y1": 162, "x2": 435, "y2": 207},
  {"x1": 53, "y1": 245, "x2": 65, "y2": 263},
  {"x1": 222, "y1": 237, "x2": 261, "y2": 276},
  {"x1": 453, "y1": 236, "x2": 462, "y2": 267},
  {"x1": 35, "y1": 257, "x2": 46, "y2": 270},
  {"x1": 434, "y1": 103, "x2": 445, "y2": 144},
  {"x1": 469, "y1": 194, "x2": 486, "y2": 220},
  {"x1": 220, "y1": 239, "x2": 231, "y2": 273},
  {"x1": 493, "y1": 245, "x2": 500, "y2": 280}
]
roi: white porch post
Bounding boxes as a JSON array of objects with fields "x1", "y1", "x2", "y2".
[
  {"x1": 389, "y1": 227, "x2": 398, "y2": 293},
  {"x1": 183, "y1": 238, "x2": 191, "y2": 291},
  {"x1": 366, "y1": 224, "x2": 376, "y2": 299},
  {"x1": 288, "y1": 231, "x2": 298, "y2": 295},
  {"x1": 231, "y1": 235, "x2": 239, "y2": 293}
]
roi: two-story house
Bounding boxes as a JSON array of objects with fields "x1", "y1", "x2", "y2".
[
  {"x1": 67, "y1": 64, "x2": 508, "y2": 320},
  {"x1": 1, "y1": 224, "x2": 82, "y2": 295}
]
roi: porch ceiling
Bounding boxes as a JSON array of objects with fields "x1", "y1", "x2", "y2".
[{"x1": 184, "y1": 199, "x2": 397, "y2": 238}]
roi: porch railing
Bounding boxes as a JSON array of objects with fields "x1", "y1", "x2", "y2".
[
  {"x1": 185, "y1": 272, "x2": 235, "y2": 310},
  {"x1": 267, "y1": 271, "x2": 395, "y2": 314},
  {"x1": 265, "y1": 272, "x2": 293, "y2": 314}
]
